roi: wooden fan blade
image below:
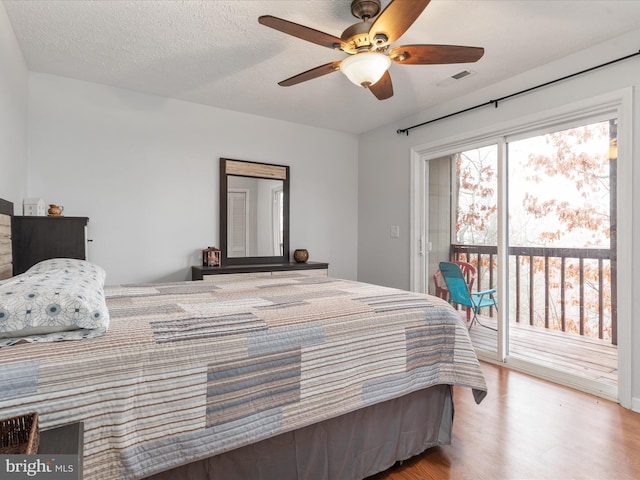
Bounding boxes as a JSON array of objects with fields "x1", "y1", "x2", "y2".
[
  {"x1": 389, "y1": 45, "x2": 484, "y2": 64},
  {"x1": 278, "y1": 61, "x2": 342, "y2": 87},
  {"x1": 369, "y1": 70, "x2": 393, "y2": 100},
  {"x1": 259, "y1": 15, "x2": 346, "y2": 51},
  {"x1": 369, "y1": 0, "x2": 431, "y2": 45}
]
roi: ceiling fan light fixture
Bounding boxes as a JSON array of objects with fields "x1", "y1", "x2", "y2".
[{"x1": 340, "y1": 52, "x2": 391, "y2": 88}]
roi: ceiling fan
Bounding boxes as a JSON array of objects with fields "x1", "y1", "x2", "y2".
[{"x1": 258, "y1": 0, "x2": 484, "y2": 100}]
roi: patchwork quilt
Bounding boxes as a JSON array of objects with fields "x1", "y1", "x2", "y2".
[{"x1": 0, "y1": 274, "x2": 487, "y2": 479}]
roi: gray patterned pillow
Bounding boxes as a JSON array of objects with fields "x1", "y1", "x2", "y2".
[{"x1": 0, "y1": 258, "x2": 109, "y2": 346}]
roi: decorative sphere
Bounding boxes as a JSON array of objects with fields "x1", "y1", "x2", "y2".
[{"x1": 293, "y1": 249, "x2": 309, "y2": 263}]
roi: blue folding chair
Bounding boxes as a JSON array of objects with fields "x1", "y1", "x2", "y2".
[{"x1": 438, "y1": 261, "x2": 498, "y2": 330}]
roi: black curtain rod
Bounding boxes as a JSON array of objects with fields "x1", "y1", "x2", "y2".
[{"x1": 396, "y1": 49, "x2": 640, "y2": 136}]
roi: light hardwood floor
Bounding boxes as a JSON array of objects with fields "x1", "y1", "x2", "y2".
[{"x1": 368, "y1": 362, "x2": 640, "y2": 480}]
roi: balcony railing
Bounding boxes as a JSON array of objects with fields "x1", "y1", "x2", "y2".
[{"x1": 451, "y1": 244, "x2": 616, "y2": 345}]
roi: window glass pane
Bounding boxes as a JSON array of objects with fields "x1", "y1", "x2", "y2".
[
  {"x1": 454, "y1": 145, "x2": 498, "y2": 245},
  {"x1": 507, "y1": 119, "x2": 615, "y2": 342},
  {"x1": 508, "y1": 121, "x2": 612, "y2": 248}
]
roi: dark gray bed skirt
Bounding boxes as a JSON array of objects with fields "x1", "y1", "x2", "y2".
[{"x1": 146, "y1": 384, "x2": 453, "y2": 480}]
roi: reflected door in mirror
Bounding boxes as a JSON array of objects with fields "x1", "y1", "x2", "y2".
[
  {"x1": 228, "y1": 189, "x2": 248, "y2": 257},
  {"x1": 272, "y1": 187, "x2": 284, "y2": 256},
  {"x1": 227, "y1": 176, "x2": 284, "y2": 258}
]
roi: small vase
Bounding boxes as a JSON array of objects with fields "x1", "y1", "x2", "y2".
[
  {"x1": 48, "y1": 204, "x2": 63, "y2": 216},
  {"x1": 293, "y1": 249, "x2": 309, "y2": 263}
]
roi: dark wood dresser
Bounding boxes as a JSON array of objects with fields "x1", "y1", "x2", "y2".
[
  {"x1": 192, "y1": 261, "x2": 329, "y2": 281},
  {"x1": 12, "y1": 216, "x2": 89, "y2": 275}
]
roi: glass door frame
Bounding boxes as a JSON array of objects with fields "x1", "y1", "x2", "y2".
[{"x1": 409, "y1": 88, "x2": 633, "y2": 408}]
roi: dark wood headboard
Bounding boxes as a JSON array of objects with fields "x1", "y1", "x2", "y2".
[{"x1": 0, "y1": 198, "x2": 13, "y2": 280}]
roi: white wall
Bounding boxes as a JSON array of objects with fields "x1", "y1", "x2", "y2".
[
  {"x1": 357, "y1": 29, "x2": 640, "y2": 407},
  {"x1": 0, "y1": 2, "x2": 28, "y2": 211},
  {"x1": 27, "y1": 73, "x2": 358, "y2": 284}
]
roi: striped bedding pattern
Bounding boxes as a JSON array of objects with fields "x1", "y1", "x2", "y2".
[{"x1": 0, "y1": 275, "x2": 487, "y2": 479}]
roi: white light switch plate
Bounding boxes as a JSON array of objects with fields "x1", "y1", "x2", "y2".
[{"x1": 390, "y1": 226, "x2": 400, "y2": 238}]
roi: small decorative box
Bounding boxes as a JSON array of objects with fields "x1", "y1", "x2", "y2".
[{"x1": 202, "y1": 247, "x2": 221, "y2": 267}]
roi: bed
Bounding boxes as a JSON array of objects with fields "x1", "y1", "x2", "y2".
[{"x1": 0, "y1": 199, "x2": 487, "y2": 480}]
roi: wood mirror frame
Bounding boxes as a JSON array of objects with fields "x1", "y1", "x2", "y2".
[{"x1": 220, "y1": 158, "x2": 290, "y2": 265}]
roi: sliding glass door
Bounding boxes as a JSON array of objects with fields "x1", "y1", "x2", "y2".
[
  {"x1": 426, "y1": 117, "x2": 617, "y2": 393},
  {"x1": 505, "y1": 118, "x2": 617, "y2": 389},
  {"x1": 416, "y1": 89, "x2": 634, "y2": 404}
]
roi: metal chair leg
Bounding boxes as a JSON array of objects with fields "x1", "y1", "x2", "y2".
[{"x1": 469, "y1": 307, "x2": 498, "y2": 331}]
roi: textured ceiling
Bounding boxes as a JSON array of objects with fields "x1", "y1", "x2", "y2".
[{"x1": 4, "y1": 0, "x2": 640, "y2": 134}]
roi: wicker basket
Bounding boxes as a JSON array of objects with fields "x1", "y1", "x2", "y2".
[{"x1": 0, "y1": 412, "x2": 40, "y2": 454}]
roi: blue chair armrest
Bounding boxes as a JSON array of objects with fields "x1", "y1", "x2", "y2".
[
  {"x1": 472, "y1": 289, "x2": 498, "y2": 309},
  {"x1": 473, "y1": 289, "x2": 496, "y2": 297}
]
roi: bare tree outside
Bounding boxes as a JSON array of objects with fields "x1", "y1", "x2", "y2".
[{"x1": 455, "y1": 145, "x2": 497, "y2": 246}]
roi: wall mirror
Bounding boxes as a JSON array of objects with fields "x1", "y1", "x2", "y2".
[{"x1": 220, "y1": 158, "x2": 290, "y2": 265}]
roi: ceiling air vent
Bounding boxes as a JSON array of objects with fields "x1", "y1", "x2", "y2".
[
  {"x1": 452, "y1": 70, "x2": 472, "y2": 80},
  {"x1": 437, "y1": 70, "x2": 476, "y2": 86}
]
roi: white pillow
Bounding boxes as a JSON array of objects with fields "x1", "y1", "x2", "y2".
[{"x1": 0, "y1": 258, "x2": 109, "y2": 345}]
